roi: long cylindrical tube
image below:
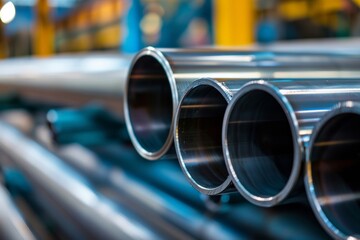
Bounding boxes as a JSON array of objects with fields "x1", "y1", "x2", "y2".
[
  {"x1": 174, "y1": 78, "x2": 236, "y2": 195},
  {"x1": 223, "y1": 79, "x2": 360, "y2": 207},
  {"x1": 125, "y1": 46, "x2": 360, "y2": 160},
  {"x1": 0, "y1": 53, "x2": 132, "y2": 117},
  {"x1": 0, "y1": 121, "x2": 174, "y2": 240},
  {"x1": 0, "y1": 184, "x2": 36, "y2": 240},
  {"x1": 305, "y1": 101, "x2": 360, "y2": 240}
]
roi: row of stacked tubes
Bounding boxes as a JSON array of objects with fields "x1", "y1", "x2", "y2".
[{"x1": 125, "y1": 47, "x2": 360, "y2": 240}]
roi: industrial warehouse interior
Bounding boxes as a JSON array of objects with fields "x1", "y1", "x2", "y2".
[{"x1": 0, "y1": 0, "x2": 360, "y2": 239}]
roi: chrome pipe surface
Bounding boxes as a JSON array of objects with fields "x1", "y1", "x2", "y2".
[
  {"x1": 306, "y1": 101, "x2": 360, "y2": 240},
  {"x1": 125, "y1": 46, "x2": 360, "y2": 160},
  {"x1": 0, "y1": 121, "x2": 168, "y2": 240},
  {"x1": 174, "y1": 78, "x2": 235, "y2": 195},
  {"x1": 0, "y1": 53, "x2": 132, "y2": 117},
  {"x1": 0, "y1": 184, "x2": 36, "y2": 240},
  {"x1": 223, "y1": 79, "x2": 360, "y2": 207}
]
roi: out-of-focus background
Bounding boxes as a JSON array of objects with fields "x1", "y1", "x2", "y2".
[{"x1": 1, "y1": 0, "x2": 360, "y2": 57}]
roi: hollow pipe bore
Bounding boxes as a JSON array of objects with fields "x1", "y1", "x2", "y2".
[
  {"x1": 125, "y1": 48, "x2": 177, "y2": 160},
  {"x1": 223, "y1": 81, "x2": 301, "y2": 207},
  {"x1": 174, "y1": 79, "x2": 234, "y2": 195},
  {"x1": 306, "y1": 101, "x2": 360, "y2": 240}
]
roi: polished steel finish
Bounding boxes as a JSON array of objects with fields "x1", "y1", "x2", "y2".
[
  {"x1": 306, "y1": 101, "x2": 360, "y2": 240},
  {"x1": 174, "y1": 78, "x2": 235, "y2": 195},
  {"x1": 125, "y1": 46, "x2": 360, "y2": 160},
  {"x1": 0, "y1": 53, "x2": 131, "y2": 116},
  {"x1": 223, "y1": 79, "x2": 360, "y2": 207},
  {"x1": 0, "y1": 184, "x2": 36, "y2": 240},
  {"x1": 0, "y1": 121, "x2": 168, "y2": 240}
]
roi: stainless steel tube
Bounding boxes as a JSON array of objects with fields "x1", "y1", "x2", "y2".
[
  {"x1": 125, "y1": 46, "x2": 360, "y2": 160},
  {"x1": 223, "y1": 79, "x2": 360, "y2": 207},
  {"x1": 0, "y1": 53, "x2": 131, "y2": 116},
  {"x1": 174, "y1": 78, "x2": 235, "y2": 195},
  {"x1": 305, "y1": 101, "x2": 360, "y2": 240},
  {"x1": 0, "y1": 184, "x2": 36, "y2": 240},
  {"x1": 0, "y1": 121, "x2": 170, "y2": 240}
]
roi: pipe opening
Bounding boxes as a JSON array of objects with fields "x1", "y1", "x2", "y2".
[
  {"x1": 226, "y1": 90, "x2": 294, "y2": 199},
  {"x1": 177, "y1": 85, "x2": 229, "y2": 191},
  {"x1": 127, "y1": 55, "x2": 173, "y2": 154},
  {"x1": 310, "y1": 113, "x2": 360, "y2": 237}
]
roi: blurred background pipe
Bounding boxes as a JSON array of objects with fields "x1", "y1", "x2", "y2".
[
  {"x1": 0, "y1": 120, "x2": 179, "y2": 240},
  {"x1": 223, "y1": 79, "x2": 360, "y2": 207},
  {"x1": 125, "y1": 46, "x2": 360, "y2": 160},
  {"x1": 306, "y1": 101, "x2": 360, "y2": 240},
  {"x1": 0, "y1": 182, "x2": 36, "y2": 240},
  {"x1": 39, "y1": 126, "x2": 329, "y2": 240},
  {"x1": 0, "y1": 53, "x2": 132, "y2": 117}
]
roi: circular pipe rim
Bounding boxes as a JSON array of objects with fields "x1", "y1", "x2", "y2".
[
  {"x1": 305, "y1": 101, "x2": 360, "y2": 240},
  {"x1": 124, "y1": 46, "x2": 178, "y2": 160},
  {"x1": 174, "y1": 78, "x2": 233, "y2": 195},
  {"x1": 222, "y1": 80, "x2": 303, "y2": 207}
]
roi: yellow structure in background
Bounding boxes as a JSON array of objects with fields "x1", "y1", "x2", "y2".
[
  {"x1": 33, "y1": 0, "x2": 54, "y2": 56},
  {"x1": 214, "y1": 0, "x2": 255, "y2": 46}
]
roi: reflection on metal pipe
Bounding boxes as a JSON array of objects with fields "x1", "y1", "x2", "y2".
[
  {"x1": 0, "y1": 53, "x2": 132, "y2": 116},
  {"x1": 223, "y1": 79, "x2": 360, "y2": 207},
  {"x1": 125, "y1": 47, "x2": 360, "y2": 160},
  {"x1": 0, "y1": 183, "x2": 35, "y2": 240},
  {"x1": 306, "y1": 101, "x2": 360, "y2": 240},
  {"x1": 174, "y1": 78, "x2": 235, "y2": 195},
  {"x1": 0, "y1": 121, "x2": 169, "y2": 240}
]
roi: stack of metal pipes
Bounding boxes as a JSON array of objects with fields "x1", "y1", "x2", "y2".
[
  {"x1": 124, "y1": 47, "x2": 360, "y2": 240},
  {"x1": 0, "y1": 47, "x2": 358, "y2": 239}
]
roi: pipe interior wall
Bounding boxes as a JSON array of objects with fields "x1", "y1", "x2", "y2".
[
  {"x1": 174, "y1": 78, "x2": 235, "y2": 195},
  {"x1": 306, "y1": 101, "x2": 360, "y2": 240}
]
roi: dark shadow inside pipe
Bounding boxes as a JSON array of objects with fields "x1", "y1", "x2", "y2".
[
  {"x1": 227, "y1": 90, "x2": 294, "y2": 198},
  {"x1": 310, "y1": 113, "x2": 360, "y2": 237},
  {"x1": 177, "y1": 85, "x2": 228, "y2": 190},
  {"x1": 127, "y1": 55, "x2": 172, "y2": 153}
]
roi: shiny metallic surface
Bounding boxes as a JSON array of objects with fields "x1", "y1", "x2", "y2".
[
  {"x1": 0, "y1": 53, "x2": 132, "y2": 116},
  {"x1": 125, "y1": 46, "x2": 360, "y2": 159},
  {"x1": 306, "y1": 101, "x2": 360, "y2": 240},
  {"x1": 174, "y1": 78, "x2": 235, "y2": 195},
  {"x1": 0, "y1": 121, "x2": 168, "y2": 240},
  {"x1": 223, "y1": 79, "x2": 360, "y2": 207},
  {"x1": 0, "y1": 184, "x2": 36, "y2": 240}
]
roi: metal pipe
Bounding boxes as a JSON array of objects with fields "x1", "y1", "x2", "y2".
[
  {"x1": 174, "y1": 78, "x2": 236, "y2": 195},
  {"x1": 0, "y1": 183, "x2": 36, "y2": 240},
  {"x1": 125, "y1": 46, "x2": 360, "y2": 160},
  {"x1": 0, "y1": 53, "x2": 132, "y2": 117},
  {"x1": 305, "y1": 101, "x2": 360, "y2": 240},
  {"x1": 223, "y1": 79, "x2": 360, "y2": 207},
  {"x1": 0, "y1": 121, "x2": 174, "y2": 240}
]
